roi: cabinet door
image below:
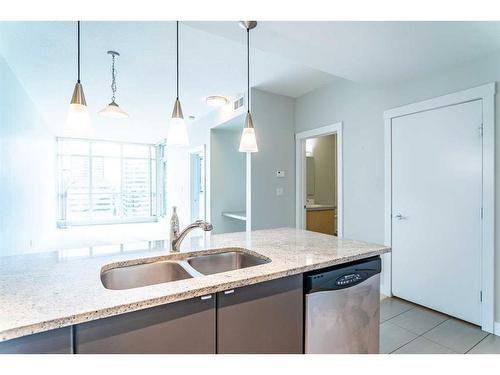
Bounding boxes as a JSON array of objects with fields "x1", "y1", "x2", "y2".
[
  {"x1": 0, "y1": 327, "x2": 72, "y2": 354},
  {"x1": 217, "y1": 274, "x2": 303, "y2": 354},
  {"x1": 306, "y1": 209, "x2": 335, "y2": 235},
  {"x1": 74, "y1": 295, "x2": 215, "y2": 354}
]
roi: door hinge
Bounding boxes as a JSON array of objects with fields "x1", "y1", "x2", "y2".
[
  {"x1": 479, "y1": 123, "x2": 484, "y2": 137},
  {"x1": 480, "y1": 290, "x2": 483, "y2": 302},
  {"x1": 480, "y1": 207, "x2": 483, "y2": 219}
]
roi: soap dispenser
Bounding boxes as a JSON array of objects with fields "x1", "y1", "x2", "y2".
[{"x1": 170, "y1": 206, "x2": 179, "y2": 241}]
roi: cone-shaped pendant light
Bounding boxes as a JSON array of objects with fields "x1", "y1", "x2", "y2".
[
  {"x1": 167, "y1": 21, "x2": 189, "y2": 147},
  {"x1": 99, "y1": 51, "x2": 129, "y2": 119},
  {"x1": 66, "y1": 21, "x2": 92, "y2": 136},
  {"x1": 239, "y1": 21, "x2": 258, "y2": 153}
]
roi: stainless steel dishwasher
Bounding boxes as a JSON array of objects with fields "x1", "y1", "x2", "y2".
[{"x1": 304, "y1": 256, "x2": 381, "y2": 354}]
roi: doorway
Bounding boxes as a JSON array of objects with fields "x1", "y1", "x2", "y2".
[
  {"x1": 296, "y1": 122, "x2": 343, "y2": 236},
  {"x1": 190, "y1": 146, "x2": 206, "y2": 222},
  {"x1": 384, "y1": 83, "x2": 495, "y2": 333}
]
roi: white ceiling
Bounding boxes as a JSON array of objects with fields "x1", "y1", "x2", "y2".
[
  {"x1": 0, "y1": 21, "x2": 335, "y2": 143},
  {"x1": 189, "y1": 21, "x2": 500, "y2": 86},
  {"x1": 2, "y1": 21, "x2": 500, "y2": 143}
]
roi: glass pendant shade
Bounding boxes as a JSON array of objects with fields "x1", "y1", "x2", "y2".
[
  {"x1": 167, "y1": 98, "x2": 189, "y2": 147},
  {"x1": 99, "y1": 50, "x2": 128, "y2": 119},
  {"x1": 99, "y1": 101, "x2": 129, "y2": 119},
  {"x1": 66, "y1": 81, "x2": 93, "y2": 137},
  {"x1": 239, "y1": 21, "x2": 258, "y2": 153},
  {"x1": 239, "y1": 112, "x2": 258, "y2": 153}
]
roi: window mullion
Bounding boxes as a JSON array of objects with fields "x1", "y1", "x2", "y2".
[
  {"x1": 149, "y1": 146, "x2": 153, "y2": 217},
  {"x1": 120, "y1": 143, "x2": 124, "y2": 221},
  {"x1": 88, "y1": 141, "x2": 93, "y2": 222}
]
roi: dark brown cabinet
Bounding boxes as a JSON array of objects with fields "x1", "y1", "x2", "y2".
[
  {"x1": 1, "y1": 275, "x2": 305, "y2": 354},
  {"x1": 217, "y1": 274, "x2": 303, "y2": 354},
  {"x1": 74, "y1": 294, "x2": 215, "y2": 354},
  {"x1": 0, "y1": 327, "x2": 72, "y2": 354}
]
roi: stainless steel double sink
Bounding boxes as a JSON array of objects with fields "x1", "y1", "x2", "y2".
[{"x1": 101, "y1": 248, "x2": 271, "y2": 290}]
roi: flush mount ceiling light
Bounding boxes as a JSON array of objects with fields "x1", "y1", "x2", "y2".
[
  {"x1": 99, "y1": 51, "x2": 129, "y2": 119},
  {"x1": 205, "y1": 95, "x2": 229, "y2": 107},
  {"x1": 167, "y1": 21, "x2": 189, "y2": 147},
  {"x1": 238, "y1": 21, "x2": 258, "y2": 153},
  {"x1": 66, "y1": 21, "x2": 92, "y2": 136}
]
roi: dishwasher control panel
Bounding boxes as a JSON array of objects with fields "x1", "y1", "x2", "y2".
[
  {"x1": 336, "y1": 273, "x2": 362, "y2": 286},
  {"x1": 304, "y1": 256, "x2": 381, "y2": 293}
]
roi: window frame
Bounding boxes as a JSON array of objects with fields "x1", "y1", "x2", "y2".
[{"x1": 56, "y1": 137, "x2": 166, "y2": 228}]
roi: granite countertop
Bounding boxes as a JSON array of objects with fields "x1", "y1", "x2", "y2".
[{"x1": 0, "y1": 228, "x2": 390, "y2": 342}]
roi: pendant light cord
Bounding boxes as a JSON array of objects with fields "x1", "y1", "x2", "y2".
[
  {"x1": 176, "y1": 20, "x2": 179, "y2": 99},
  {"x1": 111, "y1": 54, "x2": 116, "y2": 102},
  {"x1": 77, "y1": 20, "x2": 81, "y2": 83},
  {"x1": 247, "y1": 27, "x2": 250, "y2": 113}
]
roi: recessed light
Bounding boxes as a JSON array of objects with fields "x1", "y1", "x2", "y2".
[{"x1": 205, "y1": 95, "x2": 229, "y2": 107}]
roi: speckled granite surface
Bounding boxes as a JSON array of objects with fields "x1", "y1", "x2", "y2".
[{"x1": 0, "y1": 228, "x2": 390, "y2": 341}]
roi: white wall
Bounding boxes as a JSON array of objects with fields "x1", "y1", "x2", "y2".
[
  {"x1": 250, "y1": 89, "x2": 296, "y2": 230},
  {"x1": 165, "y1": 147, "x2": 190, "y2": 229},
  {"x1": 0, "y1": 55, "x2": 56, "y2": 256},
  {"x1": 0, "y1": 53, "x2": 185, "y2": 256},
  {"x1": 295, "y1": 50, "x2": 500, "y2": 322}
]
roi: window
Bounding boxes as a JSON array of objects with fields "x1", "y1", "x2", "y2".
[{"x1": 57, "y1": 138, "x2": 165, "y2": 227}]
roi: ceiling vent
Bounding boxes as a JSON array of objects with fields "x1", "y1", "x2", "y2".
[{"x1": 233, "y1": 96, "x2": 244, "y2": 111}]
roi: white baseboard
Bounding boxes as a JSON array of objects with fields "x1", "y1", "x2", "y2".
[{"x1": 493, "y1": 322, "x2": 500, "y2": 337}]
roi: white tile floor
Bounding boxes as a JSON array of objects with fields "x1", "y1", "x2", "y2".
[{"x1": 380, "y1": 297, "x2": 500, "y2": 354}]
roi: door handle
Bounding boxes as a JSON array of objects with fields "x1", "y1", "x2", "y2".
[
  {"x1": 393, "y1": 213, "x2": 406, "y2": 220},
  {"x1": 224, "y1": 289, "x2": 234, "y2": 295}
]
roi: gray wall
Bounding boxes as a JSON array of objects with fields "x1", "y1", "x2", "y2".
[
  {"x1": 296, "y1": 79, "x2": 388, "y2": 243},
  {"x1": 308, "y1": 134, "x2": 336, "y2": 206},
  {"x1": 187, "y1": 99, "x2": 247, "y2": 227},
  {"x1": 295, "y1": 50, "x2": 500, "y2": 322},
  {"x1": 250, "y1": 89, "x2": 296, "y2": 230},
  {"x1": 210, "y1": 129, "x2": 246, "y2": 234}
]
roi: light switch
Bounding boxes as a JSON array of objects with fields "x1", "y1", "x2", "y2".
[
  {"x1": 276, "y1": 170, "x2": 285, "y2": 178},
  {"x1": 276, "y1": 187, "x2": 284, "y2": 196}
]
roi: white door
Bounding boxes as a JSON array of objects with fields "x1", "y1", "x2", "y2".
[{"x1": 391, "y1": 100, "x2": 482, "y2": 325}]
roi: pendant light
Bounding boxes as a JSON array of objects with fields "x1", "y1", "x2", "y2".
[
  {"x1": 66, "y1": 21, "x2": 92, "y2": 136},
  {"x1": 99, "y1": 51, "x2": 129, "y2": 119},
  {"x1": 167, "y1": 21, "x2": 189, "y2": 147},
  {"x1": 238, "y1": 21, "x2": 258, "y2": 153}
]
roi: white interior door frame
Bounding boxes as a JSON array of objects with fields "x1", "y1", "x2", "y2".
[
  {"x1": 384, "y1": 83, "x2": 495, "y2": 333},
  {"x1": 295, "y1": 122, "x2": 343, "y2": 236},
  {"x1": 189, "y1": 145, "x2": 206, "y2": 221}
]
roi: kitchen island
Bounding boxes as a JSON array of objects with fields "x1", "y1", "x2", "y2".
[{"x1": 0, "y1": 228, "x2": 390, "y2": 353}]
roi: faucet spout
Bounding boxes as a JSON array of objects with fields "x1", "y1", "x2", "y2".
[{"x1": 171, "y1": 220, "x2": 213, "y2": 252}]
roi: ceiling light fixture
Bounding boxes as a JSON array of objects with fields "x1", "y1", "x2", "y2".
[
  {"x1": 99, "y1": 51, "x2": 129, "y2": 119},
  {"x1": 238, "y1": 21, "x2": 258, "y2": 153},
  {"x1": 167, "y1": 21, "x2": 189, "y2": 147},
  {"x1": 205, "y1": 95, "x2": 229, "y2": 107},
  {"x1": 66, "y1": 21, "x2": 92, "y2": 136}
]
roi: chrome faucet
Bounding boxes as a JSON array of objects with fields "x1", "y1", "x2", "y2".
[{"x1": 171, "y1": 220, "x2": 213, "y2": 252}]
